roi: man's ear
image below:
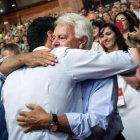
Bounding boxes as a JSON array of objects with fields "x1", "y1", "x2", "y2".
[
  {"x1": 79, "y1": 36, "x2": 88, "y2": 49},
  {"x1": 47, "y1": 30, "x2": 53, "y2": 41}
]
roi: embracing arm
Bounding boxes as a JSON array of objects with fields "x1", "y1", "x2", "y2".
[
  {"x1": 17, "y1": 107, "x2": 104, "y2": 138},
  {"x1": 16, "y1": 104, "x2": 71, "y2": 133},
  {"x1": 64, "y1": 48, "x2": 138, "y2": 80},
  {"x1": 65, "y1": 77, "x2": 118, "y2": 139},
  {"x1": 0, "y1": 50, "x2": 57, "y2": 75}
]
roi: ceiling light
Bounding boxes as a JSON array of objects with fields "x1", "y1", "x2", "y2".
[
  {"x1": 0, "y1": 9, "x2": 4, "y2": 13},
  {"x1": 12, "y1": 4, "x2": 16, "y2": 7}
]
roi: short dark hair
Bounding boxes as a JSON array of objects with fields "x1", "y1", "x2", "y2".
[
  {"x1": 99, "y1": 23, "x2": 128, "y2": 52},
  {"x1": 1, "y1": 43, "x2": 20, "y2": 55},
  {"x1": 91, "y1": 20, "x2": 104, "y2": 28},
  {"x1": 27, "y1": 16, "x2": 56, "y2": 52}
]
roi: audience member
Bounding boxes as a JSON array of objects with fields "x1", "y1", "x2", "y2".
[
  {"x1": 120, "y1": 3, "x2": 129, "y2": 12},
  {"x1": 0, "y1": 43, "x2": 20, "y2": 140},
  {"x1": 91, "y1": 20, "x2": 104, "y2": 52},
  {"x1": 131, "y1": 0, "x2": 140, "y2": 20},
  {"x1": 99, "y1": 23, "x2": 140, "y2": 140},
  {"x1": 111, "y1": 6, "x2": 120, "y2": 20},
  {"x1": 114, "y1": 11, "x2": 139, "y2": 48},
  {"x1": 102, "y1": 11, "x2": 113, "y2": 23},
  {"x1": 1, "y1": 43, "x2": 20, "y2": 57}
]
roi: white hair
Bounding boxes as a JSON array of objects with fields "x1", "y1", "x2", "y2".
[{"x1": 55, "y1": 13, "x2": 93, "y2": 50}]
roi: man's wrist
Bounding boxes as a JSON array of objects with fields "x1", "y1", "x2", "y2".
[
  {"x1": 18, "y1": 53, "x2": 29, "y2": 66},
  {"x1": 49, "y1": 114, "x2": 59, "y2": 132},
  {"x1": 46, "y1": 113, "x2": 72, "y2": 133}
]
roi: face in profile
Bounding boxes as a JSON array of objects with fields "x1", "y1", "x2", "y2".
[
  {"x1": 52, "y1": 24, "x2": 80, "y2": 49},
  {"x1": 100, "y1": 27, "x2": 118, "y2": 52}
]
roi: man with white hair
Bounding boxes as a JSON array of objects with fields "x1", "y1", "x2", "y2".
[{"x1": 2, "y1": 13, "x2": 137, "y2": 140}]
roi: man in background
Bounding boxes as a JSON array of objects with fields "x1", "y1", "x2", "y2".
[
  {"x1": 1, "y1": 43, "x2": 20, "y2": 57},
  {"x1": 131, "y1": 0, "x2": 140, "y2": 20}
]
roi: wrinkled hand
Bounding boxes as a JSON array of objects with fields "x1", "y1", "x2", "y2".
[
  {"x1": 17, "y1": 104, "x2": 51, "y2": 133},
  {"x1": 23, "y1": 50, "x2": 57, "y2": 67}
]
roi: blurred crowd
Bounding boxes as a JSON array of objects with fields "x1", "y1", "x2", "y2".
[
  {"x1": 0, "y1": 0, "x2": 140, "y2": 57},
  {"x1": 0, "y1": 21, "x2": 30, "y2": 55}
]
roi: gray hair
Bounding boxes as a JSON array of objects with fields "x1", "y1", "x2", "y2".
[{"x1": 55, "y1": 13, "x2": 93, "y2": 50}]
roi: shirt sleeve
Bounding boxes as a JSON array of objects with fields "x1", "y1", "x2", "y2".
[
  {"x1": 65, "y1": 76, "x2": 118, "y2": 139},
  {"x1": 63, "y1": 48, "x2": 138, "y2": 81}
]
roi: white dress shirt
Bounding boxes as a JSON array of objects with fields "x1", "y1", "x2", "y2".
[{"x1": 2, "y1": 47, "x2": 138, "y2": 140}]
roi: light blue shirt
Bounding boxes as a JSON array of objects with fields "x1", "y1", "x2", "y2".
[
  {"x1": 2, "y1": 47, "x2": 138, "y2": 140},
  {"x1": 66, "y1": 77, "x2": 123, "y2": 140}
]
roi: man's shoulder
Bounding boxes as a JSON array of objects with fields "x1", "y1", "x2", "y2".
[
  {"x1": 51, "y1": 47, "x2": 71, "y2": 58},
  {"x1": 51, "y1": 47, "x2": 90, "y2": 57},
  {"x1": 51, "y1": 47, "x2": 70, "y2": 54}
]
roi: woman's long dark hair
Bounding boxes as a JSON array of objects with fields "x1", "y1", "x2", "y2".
[
  {"x1": 114, "y1": 11, "x2": 139, "y2": 32},
  {"x1": 99, "y1": 23, "x2": 128, "y2": 52}
]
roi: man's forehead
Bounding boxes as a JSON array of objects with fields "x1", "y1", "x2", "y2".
[
  {"x1": 55, "y1": 24, "x2": 74, "y2": 28},
  {"x1": 54, "y1": 24, "x2": 74, "y2": 34}
]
